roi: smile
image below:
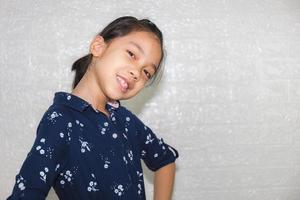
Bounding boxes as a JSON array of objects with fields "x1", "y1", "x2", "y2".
[{"x1": 116, "y1": 75, "x2": 129, "y2": 92}]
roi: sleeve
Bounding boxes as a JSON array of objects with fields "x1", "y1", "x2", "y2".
[
  {"x1": 7, "y1": 107, "x2": 71, "y2": 200},
  {"x1": 132, "y1": 114, "x2": 179, "y2": 172}
]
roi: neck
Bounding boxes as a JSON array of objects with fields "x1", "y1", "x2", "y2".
[{"x1": 71, "y1": 69, "x2": 109, "y2": 113}]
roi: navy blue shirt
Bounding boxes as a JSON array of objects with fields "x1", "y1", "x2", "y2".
[{"x1": 7, "y1": 92, "x2": 179, "y2": 200}]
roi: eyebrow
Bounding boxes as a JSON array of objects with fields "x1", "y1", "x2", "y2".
[{"x1": 129, "y1": 41, "x2": 158, "y2": 71}]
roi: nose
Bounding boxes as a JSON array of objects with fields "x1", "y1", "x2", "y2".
[{"x1": 129, "y1": 68, "x2": 140, "y2": 81}]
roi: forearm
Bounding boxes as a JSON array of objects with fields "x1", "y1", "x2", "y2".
[{"x1": 153, "y1": 162, "x2": 176, "y2": 200}]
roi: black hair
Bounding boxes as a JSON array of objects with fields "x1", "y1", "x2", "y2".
[{"x1": 71, "y1": 16, "x2": 165, "y2": 89}]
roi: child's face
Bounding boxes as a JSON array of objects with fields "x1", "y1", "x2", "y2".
[{"x1": 91, "y1": 31, "x2": 162, "y2": 101}]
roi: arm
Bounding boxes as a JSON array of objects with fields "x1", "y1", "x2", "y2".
[
  {"x1": 154, "y1": 162, "x2": 176, "y2": 200},
  {"x1": 7, "y1": 108, "x2": 70, "y2": 200},
  {"x1": 130, "y1": 112, "x2": 179, "y2": 199}
]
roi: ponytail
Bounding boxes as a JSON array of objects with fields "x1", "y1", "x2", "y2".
[{"x1": 71, "y1": 53, "x2": 92, "y2": 89}]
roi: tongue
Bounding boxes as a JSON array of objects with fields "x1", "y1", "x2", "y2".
[
  {"x1": 118, "y1": 76, "x2": 128, "y2": 91},
  {"x1": 121, "y1": 80, "x2": 128, "y2": 89}
]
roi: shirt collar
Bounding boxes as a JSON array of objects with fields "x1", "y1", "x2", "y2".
[{"x1": 53, "y1": 92, "x2": 120, "y2": 112}]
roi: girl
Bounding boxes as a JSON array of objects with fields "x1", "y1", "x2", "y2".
[{"x1": 7, "y1": 16, "x2": 179, "y2": 200}]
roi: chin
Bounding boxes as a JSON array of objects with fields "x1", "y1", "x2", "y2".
[
  {"x1": 120, "y1": 96, "x2": 133, "y2": 101},
  {"x1": 114, "y1": 94, "x2": 133, "y2": 101},
  {"x1": 106, "y1": 86, "x2": 140, "y2": 101},
  {"x1": 106, "y1": 92, "x2": 128, "y2": 101}
]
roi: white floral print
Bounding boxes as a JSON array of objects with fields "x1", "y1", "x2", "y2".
[{"x1": 87, "y1": 174, "x2": 99, "y2": 192}]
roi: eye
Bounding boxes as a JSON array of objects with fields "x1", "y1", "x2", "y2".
[
  {"x1": 143, "y1": 69, "x2": 152, "y2": 79},
  {"x1": 127, "y1": 50, "x2": 136, "y2": 59}
]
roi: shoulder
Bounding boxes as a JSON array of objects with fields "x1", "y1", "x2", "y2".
[
  {"x1": 116, "y1": 105, "x2": 147, "y2": 129},
  {"x1": 117, "y1": 105, "x2": 139, "y2": 121},
  {"x1": 41, "y1": 104, "x2": 74, "y2": 124},
  {"x1": 108, "y1": 100, "x2": 142, "y2": 123},
  {"x1": 37, "y1": 104, "x2": 76, "y2": 134},
  {"x1": 117, "y1": 105, "x2": 134, "y2": 116}
]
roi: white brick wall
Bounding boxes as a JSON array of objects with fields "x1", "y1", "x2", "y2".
[{"x1": 1, "y1": 0, "x2": 299, "y2": 199}]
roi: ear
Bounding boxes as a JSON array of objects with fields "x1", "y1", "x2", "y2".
[{"x1": 89, "y1": 35, "x2": 107, "y2": 58}]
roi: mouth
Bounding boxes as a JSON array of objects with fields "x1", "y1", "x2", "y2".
[{"x1": 116, "y1": 75, "x2": 129, "y2": 93}]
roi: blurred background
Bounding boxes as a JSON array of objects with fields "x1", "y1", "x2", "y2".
[{"x1": 1, "y1": 0, "x2": 300, "y2": 199}]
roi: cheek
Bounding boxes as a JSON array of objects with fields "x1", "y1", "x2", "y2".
[
  {"x1": 99, "y1": 51, "x2": 122, "y2": 68},
  {"x1": 129, "y1": 82, "x2": 146, "y2": 96}
]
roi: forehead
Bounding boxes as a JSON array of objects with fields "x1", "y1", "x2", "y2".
[
  {"x1": 121, "y1": 31, "x2": 160, "y2": 42},
  {"x1": 111, "y1": 31, "x2": 162, "y2": 57}
]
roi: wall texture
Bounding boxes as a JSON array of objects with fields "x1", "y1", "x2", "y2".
[{"x1": 1, "y1": 0, "x2": 300, "y2": 199}]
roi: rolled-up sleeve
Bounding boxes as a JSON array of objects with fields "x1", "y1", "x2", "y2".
[
  {"x1": 7, "y1": 107, "x2": 71, "y2": 200},
  {"x1": 132, "y1": 114, "x2": 179, "y2": 172}
]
